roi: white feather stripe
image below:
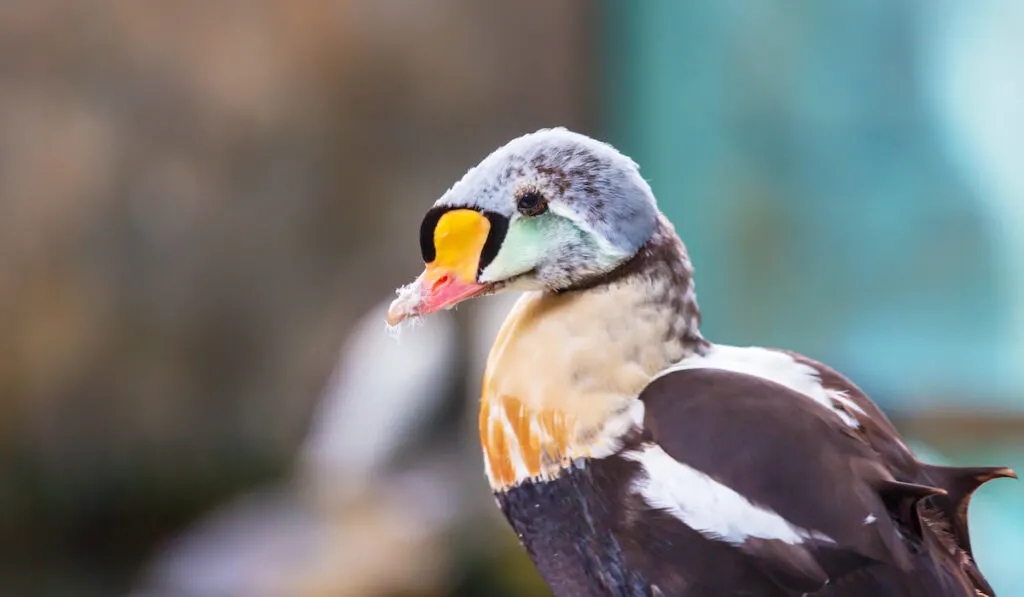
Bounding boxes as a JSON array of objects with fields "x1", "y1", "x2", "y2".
[
  {"x1": 658, "y1": 345, "x2": 861, "y2": 429},
  {"x1": 497, "y1": 403, "x2": 532, "y2": 482},
  {"x1": 626, "y1": 445, "x2": 833, "y2": 546},
  {"x1": 828, "y1": 389, "x2": 868, "y2": 415},
  {"x1": 482, "y1": 445, "x2": 494, "y2": 484}
]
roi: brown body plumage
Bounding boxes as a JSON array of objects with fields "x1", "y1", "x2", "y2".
[{"x1": 387, "y1": 128, "x2": 1014, "y2": 596}]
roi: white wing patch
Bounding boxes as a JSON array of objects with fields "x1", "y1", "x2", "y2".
[
  {"x1": 657, "y1": 345, "x2": 861, "y2": 428},
  {"x1": 626, "y1": 445, "x2": 833, "y2": 546},
  {"x1": 828, "y1": 389, "x2": 867, "y2": 416}
]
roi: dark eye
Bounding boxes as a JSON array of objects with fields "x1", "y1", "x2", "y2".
[{"x1": 517, "y1": 192, "x2": 547, "y2": 216}]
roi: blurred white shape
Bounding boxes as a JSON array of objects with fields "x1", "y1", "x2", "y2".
[
  {"x1": 133, "y1": 486, "x2": 331, "y2": 597},
  {"x1": 133, "y1": 292, "x2": 521, "y2": 597},
  {"x1": 133, "y1": 480, "x2": 452, "y2": 597},
  {"x1": 301, "y1": 299, "x2": 458, "y2": 491}
]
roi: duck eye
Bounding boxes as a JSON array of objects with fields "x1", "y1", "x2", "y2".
[{"x1": 516, "y1": 192, "x2": 547, "y2": 216}]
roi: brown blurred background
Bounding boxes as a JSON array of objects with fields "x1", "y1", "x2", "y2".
[
  {"x1": 2, "y1": 2, "x2": 1022, "y2": 596},
  {"x1": 1, "y1": 2, "x2": 590, "y2": 595}
]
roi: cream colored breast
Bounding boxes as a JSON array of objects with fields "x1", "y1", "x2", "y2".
[{"x1": 479, "y1": 281, "x2": 687, "y2": 490}]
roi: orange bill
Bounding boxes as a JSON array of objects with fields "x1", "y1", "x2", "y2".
[{"x1": 387, "y1": 209, "x2": 493, "y2": 325}]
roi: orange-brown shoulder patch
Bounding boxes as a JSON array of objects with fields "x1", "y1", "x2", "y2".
[{"x1": 480, "y1": 394, "x2": 579, "y2": 490}]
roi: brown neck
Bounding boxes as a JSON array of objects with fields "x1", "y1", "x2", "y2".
[
  {"x1": 558, "y1": 213, "x2": 707, "y2": 353},
  {"x1": 480, "y1": 213, "x2": 707, "y2": 489}
]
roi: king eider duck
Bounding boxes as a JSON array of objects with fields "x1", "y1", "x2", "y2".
[{"x1": 385, "y1": 128, "x2": 1015, "y2": 597}]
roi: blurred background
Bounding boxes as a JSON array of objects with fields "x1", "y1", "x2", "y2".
[{"x1": 2, "y1": 1, "x2": 1021, "y2": 596}]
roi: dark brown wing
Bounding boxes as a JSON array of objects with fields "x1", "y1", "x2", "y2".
[
  {"x1": 776, "y1": 350, "x2": 1015, "y2": 595},
  {"x1": 630, "y1": 367, "x2": 979, "y2": 596}
]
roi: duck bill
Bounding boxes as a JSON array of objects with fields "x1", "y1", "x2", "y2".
[
  {"x1": 386, "y1": 207, "x2": 496, "y2": 326},
  {"x1": 386, "y1": 266, "x2": 490, "y2": 326}
]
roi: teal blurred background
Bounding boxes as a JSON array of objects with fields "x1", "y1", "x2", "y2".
[{"x1": 1, "y1": 1, "x2": 1020, "y2": 596}]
